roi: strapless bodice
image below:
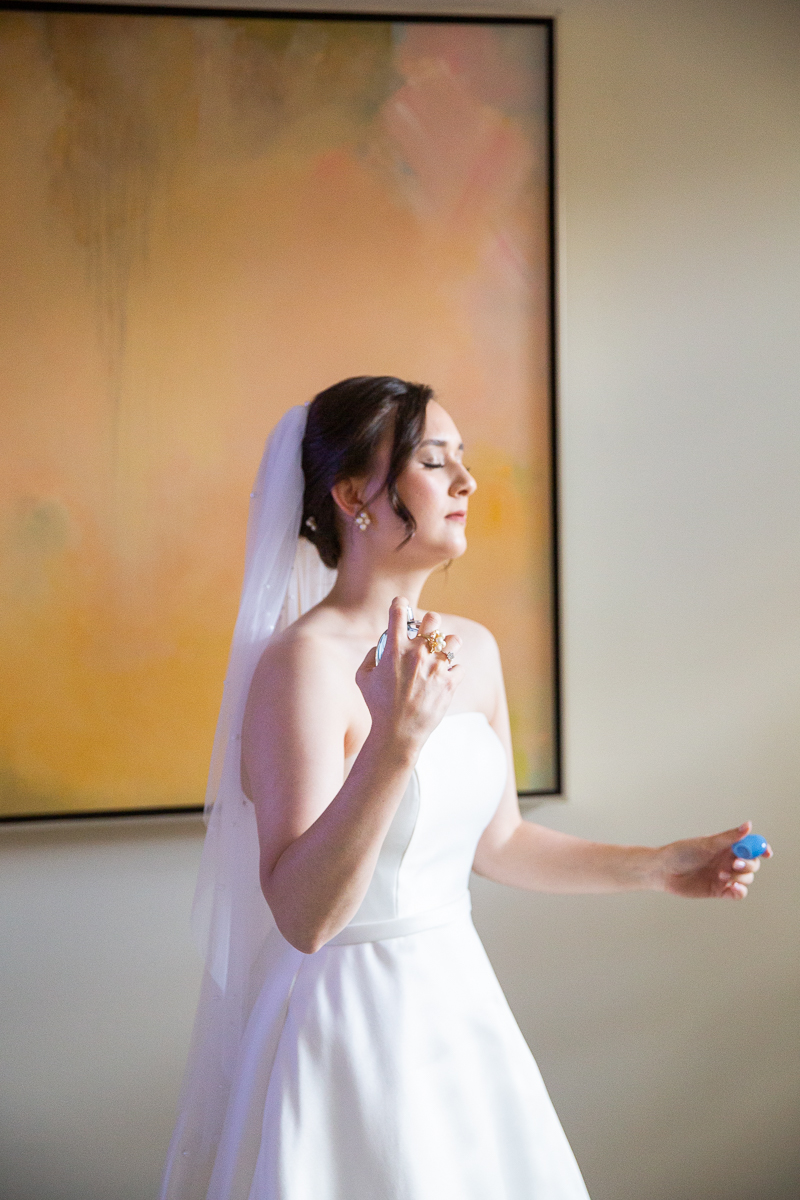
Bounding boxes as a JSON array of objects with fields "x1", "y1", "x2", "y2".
[{"x1": 343, "y1": 712, "x2": 507, "y2": 933}]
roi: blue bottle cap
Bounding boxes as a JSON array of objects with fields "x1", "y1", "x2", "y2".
[{"x1": 731, "y1": 834, "x2": 768, "y2": 859}]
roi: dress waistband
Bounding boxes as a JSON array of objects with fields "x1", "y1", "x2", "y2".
[{"x1": 326, "y1": 893, "x2": 472, "y2": 947}]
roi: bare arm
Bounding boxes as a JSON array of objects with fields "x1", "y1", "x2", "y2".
[
  {"x1": 242, "y1": 600, "x2": 462, "y2": 953},
  {"x1": 472, "y1": 633, "x2": 772, "y2": 898}
]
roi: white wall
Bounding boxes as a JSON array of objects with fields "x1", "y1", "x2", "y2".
[
  {"x1": 0, "y1": 817, "x2": 205, "y2": 1200},
  {"x1": 2, "y1": 2, "x2": 799, "y2": 1198}
]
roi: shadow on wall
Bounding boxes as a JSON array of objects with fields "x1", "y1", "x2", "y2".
[{"x1": 0, "y1": 815, "x2": 206, "y2": 1200}]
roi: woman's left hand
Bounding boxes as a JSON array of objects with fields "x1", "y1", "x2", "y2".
[{"x1": 654, "y1": 821, "x2": 773, "y2": 899}]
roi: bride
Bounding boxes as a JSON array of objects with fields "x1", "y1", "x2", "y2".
[{"x1": 162, "y1": 375, "x2": 769, "y2": 1200}]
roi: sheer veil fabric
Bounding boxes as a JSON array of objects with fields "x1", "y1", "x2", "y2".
[{"x1": 161, "y1": 407, "x2": 336, "y2": 1200}]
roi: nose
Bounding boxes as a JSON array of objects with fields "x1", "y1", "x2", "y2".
[{"x1": 452, "y1": 463, "x2": 477, "y2": 497}]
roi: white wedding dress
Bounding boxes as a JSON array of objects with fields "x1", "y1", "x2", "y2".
[{"x1": 163, "y1": 711, "x2": 589, "y2": 1200}]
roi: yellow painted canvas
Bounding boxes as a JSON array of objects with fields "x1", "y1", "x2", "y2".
[{"x1": 0, "y1": 9, "x2": 557, "y2": 817}]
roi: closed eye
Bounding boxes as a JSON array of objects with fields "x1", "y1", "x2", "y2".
[{"x1": 422, "y1": 461, "x2": 445, "y2": 469}]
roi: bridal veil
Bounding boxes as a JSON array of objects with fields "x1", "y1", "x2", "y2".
[{"x1": 161, "y1": 405, "x2": 336, "y2": 1199}]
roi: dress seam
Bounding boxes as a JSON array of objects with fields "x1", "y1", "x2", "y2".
[{"x1": 392, "y1": 767, "x2": 420, "y2": 917}]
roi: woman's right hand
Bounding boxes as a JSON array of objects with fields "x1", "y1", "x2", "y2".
[{"x1": 356, "y1": 596, "x2": 462, "y2": 752}]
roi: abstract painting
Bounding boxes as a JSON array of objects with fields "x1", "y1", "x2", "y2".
[{"x1": 0, "y1": 6, "x2": 557, "y2": 817}]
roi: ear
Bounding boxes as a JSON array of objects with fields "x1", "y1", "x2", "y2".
[{"x1": 330, "y1": 477, "x2": 365, "y2": 520}]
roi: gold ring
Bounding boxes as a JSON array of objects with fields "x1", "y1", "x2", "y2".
[{"x1": 424, "y1": 629, "x2": 446, "y2": 655}]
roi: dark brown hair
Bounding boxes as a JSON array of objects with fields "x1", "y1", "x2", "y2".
[{"x1": 300, "y1": 376, "x2": 433, "y2": 568}]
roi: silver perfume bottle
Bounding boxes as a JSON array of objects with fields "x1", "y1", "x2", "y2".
[{"x1": 375, "y1": 606, "x2": 420, "y2": 665}]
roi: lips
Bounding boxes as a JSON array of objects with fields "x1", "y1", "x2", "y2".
[{"x1": 446, "y1": 511, "x2": 467, "y2": 523}]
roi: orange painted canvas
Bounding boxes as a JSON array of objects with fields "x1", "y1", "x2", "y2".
[{"x1": 0, "y1": 9, "x2": 557, "y2": 817}]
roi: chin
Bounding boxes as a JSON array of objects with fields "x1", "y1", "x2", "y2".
[
  {"x1": 446, "y1": 535, "x2": 468, "y2": 560},
  {"x1": 397, "y1": 536, "x2": 464, "y2": 571},
  {"x1": 427, "y1": 534, "x2": 468, "y2": 564}
]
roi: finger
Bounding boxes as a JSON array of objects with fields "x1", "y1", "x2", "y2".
[
  {"x1": 709, "y1": 821, "x2": 752, "y2": 851},
  {"x1": 723, "y1": 861, "x2": 756, "y2": 887},
  {"x1": 418, "y1": 610, "x2": 441, "y2": 637},
  {"x1": 387, "y1": 596, "x2": 411, "y2": 654},
  {"x1": 724, "y1": 881, "x2": 748, "y2": 899},
  {"x1": 719, "y1": 862, "x2": 757, "y2": 879},
  {"x1": 731, "y1": 857, "x2": 759, "y2": 873},
  {"x1": 434, "y1": 633, "x2": 461, "y2": 666},
  {"x1": 356, "y1": 643, "x2": 379, "y2": 678}
]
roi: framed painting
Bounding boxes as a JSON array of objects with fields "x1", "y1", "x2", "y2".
[{"x1": 0, "y1": 2, "x2": 559, "y2": 819}]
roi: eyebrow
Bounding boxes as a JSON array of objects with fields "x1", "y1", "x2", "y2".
[{"x1": 418, "y1": 438, "x2": 464, "y2": 451}]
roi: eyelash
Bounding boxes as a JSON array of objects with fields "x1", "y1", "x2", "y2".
[{"x1": 421, "y1": 462, "x2": 473, "y2": 473}]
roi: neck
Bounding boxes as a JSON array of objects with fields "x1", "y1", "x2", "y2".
[{"x1": 322, "y1": 556, "x2": 434, "y2": 637}]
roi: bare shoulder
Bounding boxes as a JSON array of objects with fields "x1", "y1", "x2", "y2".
[
  {"x1": 248, "y1": 619, "x2": 354, "y2": 716},
  {"x1": 436, "y1": 613, "x2": 502, "y2": 717},
  {"x1": 439, "y1": 613, "x2": 500, "y2": 663}
]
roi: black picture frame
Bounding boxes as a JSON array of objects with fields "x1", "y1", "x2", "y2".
[{"x1": 0, "y1": 1, "x2": 559, "y2": 820}]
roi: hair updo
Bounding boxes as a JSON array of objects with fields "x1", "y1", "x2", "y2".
[{"x1": 300, "y1": 376, "x2": 433, "y2": 569}]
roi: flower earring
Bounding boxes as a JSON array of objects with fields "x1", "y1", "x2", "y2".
[{"x1": 354, "y1": 508, "x2": 371, "y2": 531}]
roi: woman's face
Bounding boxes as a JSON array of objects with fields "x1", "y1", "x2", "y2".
[{"x1": 365, "y1": 401, "x2": 477, "y2": 566}]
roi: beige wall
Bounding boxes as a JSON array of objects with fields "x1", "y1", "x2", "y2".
[{"x1": 2, "y1": 1, "x2": 799, "y2": 1198}]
